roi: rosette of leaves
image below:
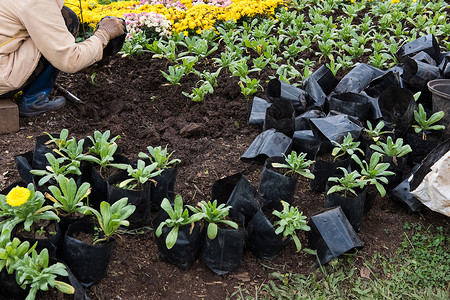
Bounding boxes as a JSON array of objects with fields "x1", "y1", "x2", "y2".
[
  {"x1": 271, "y1": 151, "x2": 315, "y2": 179},
  {"x1": 351, "y1": 153, "x2": 394, "y2": 197},
  {"x1": 411, "y1": 104, "x2": 445, "y2": 140},
  {"x1": 364, "y1": 120, "x2": 392, "y2": 142},
  {"x1": 115, "y1": 160, "x2": 163, "y2": 189},
  {"x1": 13, "y1": 248, "x2": 74, "y2": 300},
  {"x1": 188, "y1": 200, "x2": 238, "y2": 240},
  {"x1": 155, "y1": 195, "x2": 202, "y2": 249},
  {"x1": 82, "y1": 198, "x2": 136, "y2": 245},
  {"x1": 327, "y1": 167, "x2": 368, "y2": 197},
  {"x1": 0, "y1": 184, "x2": 59, "y2": 232},
  {"x1": 80, "y1": 140, "x2": 127, "y2": 176},
  {"x1": 86, "y1": 130, "x2": 120, "y2": 156},
  {"x1": 369, "y1": 136, "x2": 412, "y2": 158},
  {"x1": 138, "y1": 145, "x2": 180, "y2": 170},
  {"x1": 331, "y1": 133, "x2": 364, "y2": 161},
  {"x1": 272, "y1": 201, "x2": 310, "y2": 252},
  {"x1": 45, "y1": 175, "x2": 91, "y2": 215},
  {"x1": 0, "y1": 228, "x2": 36, "y2": 275},
  {"x1": 44, "y1": 129, "x2": 70, "y2": 150},
  {"x1": 30, "y1": 153, "x2": 81, "y2": 186}
]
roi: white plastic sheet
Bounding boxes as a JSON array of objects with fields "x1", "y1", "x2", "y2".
[{"x1": 411, "y1": 150, "x2": 450, "y2": 216}]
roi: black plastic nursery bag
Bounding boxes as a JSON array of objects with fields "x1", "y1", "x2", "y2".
[
  {"x1": 150, "y1": 167, "x2": 178, "y2": 211},
  {"x1": 307, "y1": 207, "x2": 363, "y2": 265},
  {"x1": 295, "y1": 109, "x2": 325, "y2": 131},
  {"x1": 309, "y1": 114, "x2": 362, "y2": 143},
  {"x1": 249, "y1": 96, "x2": 272, "y2": 126},
  {"x1": 303, "y1": 65, "x2": 339, "y2": 108},
  {"x1": 225, "y1": 174, "x2": 262, "y2": 224},
  {"x1": 292, "y1": 130, "x2": 319, "y2": 160},
  {"x1": 395, "y1": 34, "x2": 440, "y2": 63},
  {"x1": 402, "y1": 57, "x2": 441, "y2": 93},
  {"x1": 332, "y1": 64, "x2": 385, "y2": 95},
  {"x1": 263, "y1": 97, "x2": 295, "y2": 137},
  {"x1": 241, "y1": 129, "x2": 292, "y2": 164},
  {"x1": 327, "y1": 92, "x2": 371, "y2": 122}
]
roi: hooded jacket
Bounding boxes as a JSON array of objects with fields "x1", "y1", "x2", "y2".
[{"x1": 0, "y1": 0, "x2": 104, "y2": 95}]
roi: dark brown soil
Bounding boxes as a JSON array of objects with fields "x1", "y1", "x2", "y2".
[{"x1": 1, "y1": 49, "x2": 449, "y2": 300}]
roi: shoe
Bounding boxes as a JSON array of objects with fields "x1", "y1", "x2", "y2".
[
  {"x1": 18, "y1": 93, "x2": 66, "y2": 117},
  {"x1": 18, "y1": 63, "x2": 65, "y2": 117}
]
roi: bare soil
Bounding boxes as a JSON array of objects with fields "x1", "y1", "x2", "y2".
[{"x1": 1, "y1": 49, "x2": 449, "y2": 300}]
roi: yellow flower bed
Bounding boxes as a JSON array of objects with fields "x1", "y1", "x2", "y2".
[{"x1": 65, "y1": 0, "x2": 284, "y2": 35}]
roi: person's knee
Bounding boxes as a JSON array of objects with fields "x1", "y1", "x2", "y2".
[{"x1": 61, "y1": 6, "x2": 80, "y2": 38}]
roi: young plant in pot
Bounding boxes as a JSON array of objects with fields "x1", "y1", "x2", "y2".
[
  {"x1": 45, "y1": 174, "x2": 91, "y2": 234},
  {"x1": 61, "y1": 198, "x2": 135, "y2": 286},
  {"x1": 351, "y1": 152, "x2": 395, "y2": 214},
  {"x1": 30, "y1": 152, "x2": 81, "y2": 188},
  {"x1": 80, "y1": 131, "x2": 128, "y2": 208},
  {"x1": 260, "y1": 151, "x2": 314, "y2": 210},
  {"x1": 325, "y1": 167, "x2": 369, "y2": 232},
  {"x1": 31, "y1": 129, "x2": 71, "y2": 171},
  {"x1": 138, "y1": 145, "x2": 181, "y2": 210},
  {"x1": 107, "y1": 160, "x2": 163, "y2": 228},
  {"x1": 408, "y1": 104, "x2": 445, "y2": 163},
  {"x1": 359, "y1": 120, "x2": 393, "y2": 151},
  {"x1": 369, "y1": 136, "x2": 412, "y2": 190},
  {"x1": 272, "y1": 201, "x2": 310, "y2": 253},
  {"x1": 188, "y1": 200, "x2": 244, "y2": 275},
  {"x1": 310, "y1": 135, "x2": 357, "y2": 192},
  {"x1": 153, "y1": 195, "x2": 203, "y2": 269},
  {"x1": 0, "y1": 184, "x2": 60, "y2": 256}
]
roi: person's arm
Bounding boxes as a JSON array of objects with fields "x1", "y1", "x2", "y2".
[{"x1": 20, "y1": 0, "x2": 104, "y2": 73}]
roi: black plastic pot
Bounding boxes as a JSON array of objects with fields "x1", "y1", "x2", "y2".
[
  {"x1": 200, "y1": 228, "x2": 246, "y2": 275},
  {"x1": 325, "y1": 184, "x2": 367, "y2": 232},
  {"x1": 14, "y1": 151, "x2": 35, "y2": 185},
  {"x1": 225, "y1": 174, "x2": 262, "y2": 225},
  {"x1": 259, "y1": 157, "x2": 298, "y2": 210},
  {"x1": 249, "y1": 96, "x2": 272, "y2": 126},
  {"x1": 364, "y1": 70, "x2": 402, "y2": 99},
  {"x1": 152, "y1": 210, "x2": 201, "y2": 270},
  {"x1": 32, "y1": 134, "x2": 56, "y2": 170},
  {"x1": 0, "y1": 268, "x2": 29, "y2": 300},
  {"x1": 390, "y1": 177, "x2": 424, "y2": 212},
  {"x1": 107, "y1": 171, "x2": 152, "y2": 228},
  {"x1": 307, "y1": 207, "x2": 364, "y2": 265},
  {"x1": 292, "y1": 130, "x2": 319, "y2": 160},
  {"x1": 403, "y1": 57, "x2": 441, "y2": 93},
  {"x1": 406, "y1": 131, "x2": 441, "y2": 164},
  {"x1": 364, "y1": 185, "x2": 378, "y2": 215},
  {"x1": 378, "y1": 86, "x2": 416, "y2": 138},
  {"x1": 267, "y1": 79, "x2": 307, "y2": 113},
  {"x1": 332, "y1": 63, "x2": 385, "y2": 95},
  {"x1": 379, "y1": 154, "x2": 407, "y2": 191},
  {"x1": 240, "y1": 129, "x2": 292, "y2": 164},
  {"x1": 13, "y1": 221, "x2": 62, "y2": 259},
  {"x1": 395, "y1": 34, "x2": 440, "y2": 63},
  {"x1": 310, "y1": 142, "x2": 351, "y2": 193},
  {"x1": 149, "y1": 167, "x2": 178, "y2": 211},
  {"x1": 100, "y1": 17, "x2": 127, "y2": 57},
  {"x1": 60, "y1": 222, "x2": 116, "y2": 287},
  {"x1": 303, "y1": 65, "x2": 339, "y2": 108},
  {"x1": 295, "y1": 109, "x2": 325, "y2": 131},
  {"x1": 328, "y1": 92, "x2": 371, "y2": 122},
  {"x1": 246, "y1": 210, "x2": 291, "y2": 260},
  {"x1": 309, "y1": 114, "x2": 362, "y2": 144},
  {"x1": 263, "y1": 98, "x2": 295, "y2": 137}
]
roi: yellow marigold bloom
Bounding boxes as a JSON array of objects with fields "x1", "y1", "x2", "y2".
[{"x1": 6, "y1": 186, "x2": 30, "y2": 207}]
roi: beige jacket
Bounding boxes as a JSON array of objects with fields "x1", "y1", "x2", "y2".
[{"x1": 0, "y1": 0, "x2": 104, "y2": 95}]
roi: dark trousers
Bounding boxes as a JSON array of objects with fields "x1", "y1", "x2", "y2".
[{"x1": 0, "y1": 6, "x2": 79, "y2": 99}]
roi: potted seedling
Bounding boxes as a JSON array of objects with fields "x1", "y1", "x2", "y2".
[
  {"x1": 272, "y1": 201, "x2": 310, "y2": 252},
  {"x1": 31, "y1": 129, "x2": 71, "y2": 171},
  {"x1": 30, "y1": 152, "x2": 81, "y2": 188},
  {"x1": 260, "y1": 151, "x2": 314, "y2": 210},
  {"x1": 188, "y1": 200, "x2": 244, "y2": 275},
  {"x1": 0, "y1": 184, "x2": 61, "y2": 256},
  {"x1": 0, "y1": 229, "x2": 36, "y2": 299},
  {"x1": 407, "y1": 104, "x2": 445, "y2": 163},
  {"x1": 359, "y1": 120, "x2": 393, "y2": 155},
  {"x1": 138, "y1": 145, "x2": 181, "y2": 210},
  {"x1": 61, "y1": 198, "x2": 135, "y2": 286},
  {"x1": 107, "y1": 159, "x2": 163, "y2": 227},
  {"x1": 45, "y1": 174, "x2": 91, "y2": 234},
  {"x1": 153, "y1": 195, "x2": 202, "y2": 269},
  {"x1": 310, "y1": 139, "x2": 352, "y2": 193},
  {"x1": 81, "y1": 130, "x2": 129, "y2": 208},
  {"x1": 369, "y1": 136, "x2": 412, "y2": 190},
  {"x1": 351, "y1": 153, "x2": 395, "y2": 214},
  {"x1": 325, "y1": 167, "x2": 369, "y2": 232}
]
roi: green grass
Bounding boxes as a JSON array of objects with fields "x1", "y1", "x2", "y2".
[{"x1": 230, "y1": 223, "x2": 450, "y2": 299}]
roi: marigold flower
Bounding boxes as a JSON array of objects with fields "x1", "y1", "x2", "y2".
[{"x1": 6, "y1": 186, "x2": 30, "y2": 207}]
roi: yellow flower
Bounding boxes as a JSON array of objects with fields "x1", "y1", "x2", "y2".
[{"x1": 6, "y1": 186, "x2": 30, "y2": 207}]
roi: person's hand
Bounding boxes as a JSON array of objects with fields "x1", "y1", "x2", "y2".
[{"x1": 94, "y1": 17, "x2": 125, "y2": 48}]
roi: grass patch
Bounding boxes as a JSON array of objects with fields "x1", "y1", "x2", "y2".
[{"x1": 230, "y1": 222, "x2": 450, "y2": 299}]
